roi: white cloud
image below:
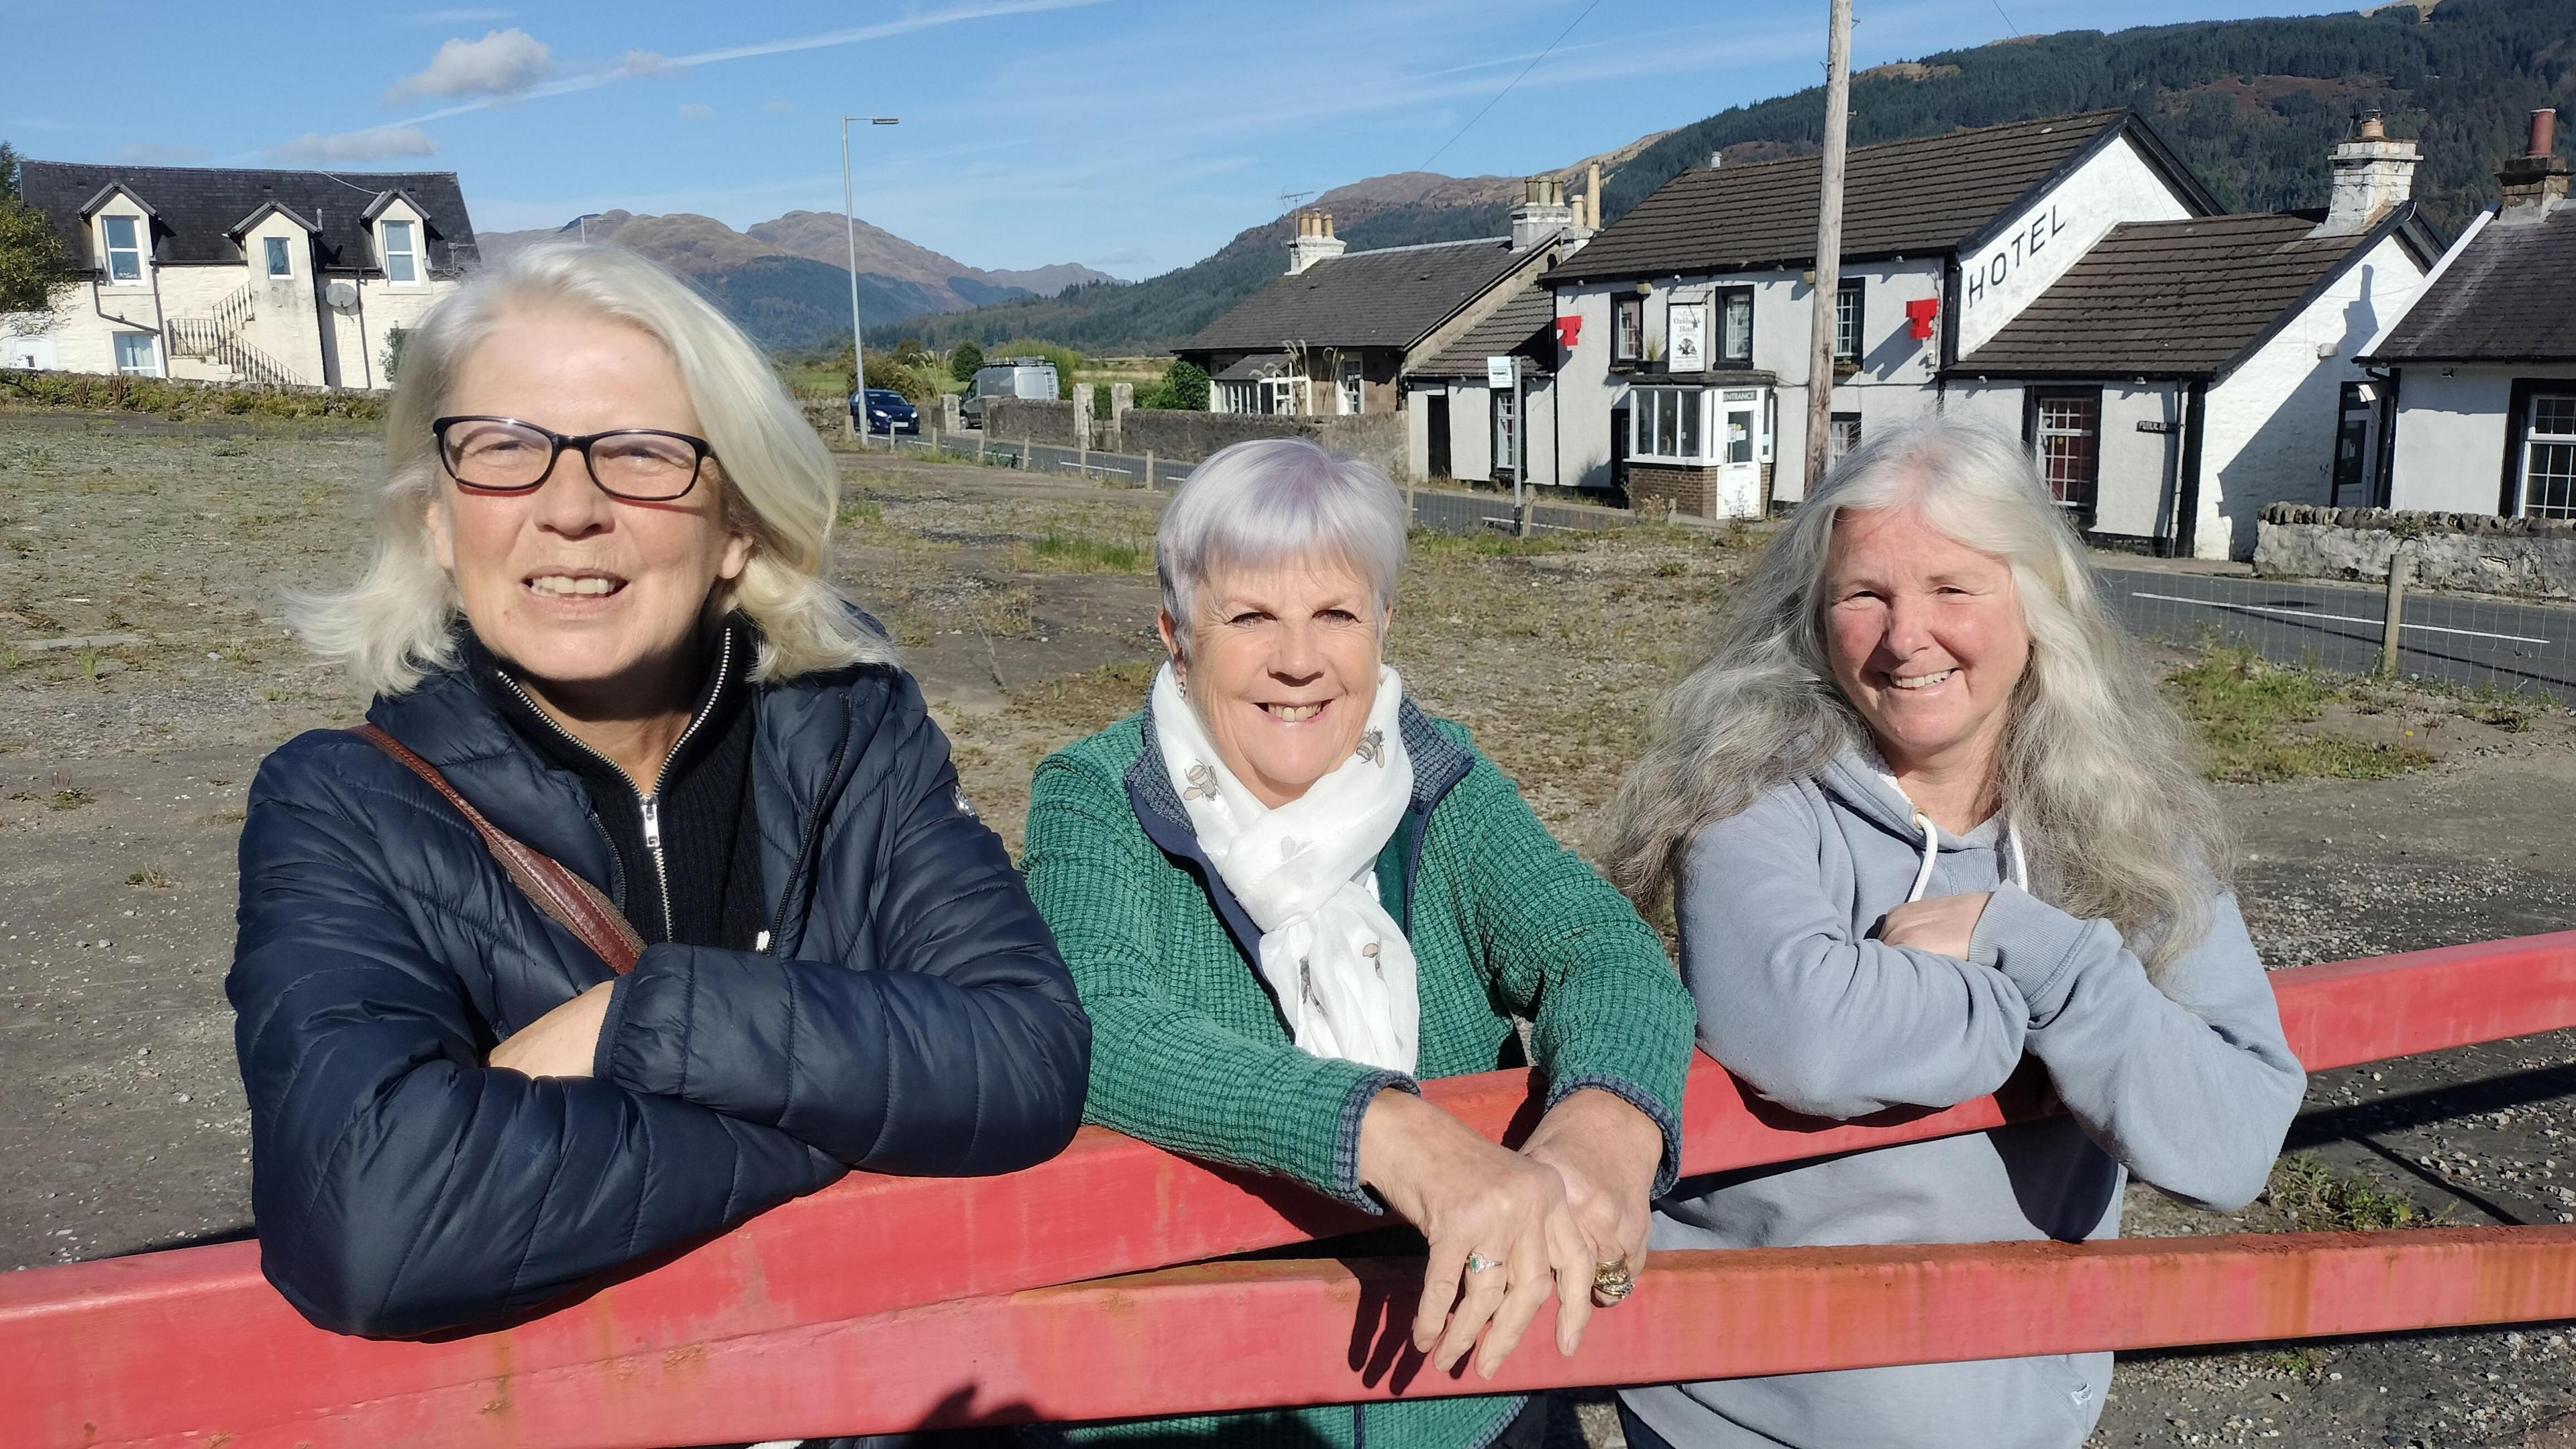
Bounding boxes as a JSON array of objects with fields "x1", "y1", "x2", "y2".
[
  {"x1": 620, "y1": 50, "x2": 676, "y2": 78},
  {"x1": 276, "y1": 126, "x2": 443, "y2": 162},
  {"x1": 678, "y1": 103, "x2": 716, "y2": 122},
  {"x1": 118, "y1": 142, "x2": 211, "y2": 164},
  {"x1": 385, "y1": 28, "x2": 555, "y2": 105}
]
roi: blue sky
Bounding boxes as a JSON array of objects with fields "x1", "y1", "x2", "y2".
[{"x1": 4, "y1": 0, "x2": 2365, "y2": 280}]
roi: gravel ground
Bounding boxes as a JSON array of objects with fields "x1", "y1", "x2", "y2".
[{"x1": 3, "y1": 410, "x2": 2572, "y2": 1447}]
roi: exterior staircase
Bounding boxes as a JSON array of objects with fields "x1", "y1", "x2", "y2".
[{"x1": 165, "y1": 283, "x2": 299, "y2": 388}]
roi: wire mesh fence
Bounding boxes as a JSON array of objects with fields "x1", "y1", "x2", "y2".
[{"x1": 2097, "y1": 562, "x2": 2576, "y2": 705}]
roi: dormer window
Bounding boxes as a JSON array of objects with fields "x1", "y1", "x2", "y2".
[
  {"x1": 264, "y1": 237, "x2": 292, "y2": 278},
  {"x1": 381, "y1": 220, "x2": 419, "y2": 283},
  {"x1": 102, "y1": 215, "x2": 145, "y2": 282}
]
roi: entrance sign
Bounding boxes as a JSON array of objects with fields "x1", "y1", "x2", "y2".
[{"x1": 1485, "y1": 356, "x2": 1517, "y2": 389}]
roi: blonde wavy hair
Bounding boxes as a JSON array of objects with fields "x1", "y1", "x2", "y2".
[
  {"x1": 291, "y1": 241, "x2": 892, "y2": 697},
  {"x1": 1600, "y1": 412, "x2": 2228, "y2": 974}
]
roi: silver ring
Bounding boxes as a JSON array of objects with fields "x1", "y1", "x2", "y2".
[{"x1": 1464, "y1": 1252, "x2": 1503, "y2": 1274}]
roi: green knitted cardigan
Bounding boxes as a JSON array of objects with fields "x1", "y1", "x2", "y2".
[{"x1": 1020, "y1": 700, "x2": 1696, "y2": 1449}]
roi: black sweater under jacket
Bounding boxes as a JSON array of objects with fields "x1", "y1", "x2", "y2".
[{"x1": 229, "y1": 621, "x2": 1091, "y2": 1339}]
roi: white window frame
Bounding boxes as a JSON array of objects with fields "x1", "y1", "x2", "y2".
[
  {"x1": 379, "y1": 219, "x2": 421, "y2": 285},
  {"x1": 101, "y1": 215, "x2": 146, "y2": 284},
  {"x1": 111, "y1": 331, "x2": 162, "y2": 378},
  {"x1": 1338, "y1": 358, "x2": 1363, "y2": 416},
  {"x1": 1612, "y1": 295, "x2": 1643, "y2": 363},
  {"x1": 1629, "y1": 386, "x2": 1713, "y2": 464},
  {"x1": 1716, "y1": 288, "x2": 1754, "y2": 367},
  {"x1": 2520, "y1": 391, "x2": 2576, "y2": 521},
  {"x1": 1833, "y1": 278, "x2": 1866, "y2": 363},
  {"x1": 1493, "y1": 385, "x2": 1517, "y2": 472},
  {"x1": 263, "y1": 235, "x2": 293, "y2": 278}
]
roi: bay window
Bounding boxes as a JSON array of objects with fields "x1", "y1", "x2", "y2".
[{"x1": 1630, "y1": 386, "x2": 1711, "y2": 464}]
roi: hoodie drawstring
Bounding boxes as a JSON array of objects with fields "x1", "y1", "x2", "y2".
[{"x1": 1906, "y1": 811, "x2": 2031, "y2": 904}]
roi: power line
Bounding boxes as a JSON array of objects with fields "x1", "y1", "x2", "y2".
[
  {"x1": 1991, "y1": 0, "x2": 2022, "y2": 38},
  {"x1": 1411, "y1": 0, "x2": 1605, "y2": 179}
]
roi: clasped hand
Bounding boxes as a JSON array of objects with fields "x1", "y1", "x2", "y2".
[
  {"x1": 486, "y1": 980, "x2": 614, "y2": 1078},
  {"x1": 1880, "y1": 891, "x2": 1992, "y2": 961},
  {"x1": 1358, "y1": 1085, "x2": 1662, "y2": 1379}
]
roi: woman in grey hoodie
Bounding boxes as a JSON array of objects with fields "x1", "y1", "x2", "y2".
[{"x1": 1598, "y1": 414, "x2": 2306, "y2": 1449}]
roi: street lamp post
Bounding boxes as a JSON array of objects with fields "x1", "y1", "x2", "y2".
[{"x1": 841, "y1": 115, "x2": 900, "y2": 444}]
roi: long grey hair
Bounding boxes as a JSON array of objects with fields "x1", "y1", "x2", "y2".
[{"x1": 1600, "y1": 412, "x2": 2228, "y2": 974}]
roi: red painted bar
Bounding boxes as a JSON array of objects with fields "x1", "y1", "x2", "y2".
[
  {"x1": 42, "y1": 1228, "x2": 2576, "y2": 1448},
  {"x1": 4, "y1": 930, "x2": 2573, "y2": 1448}
]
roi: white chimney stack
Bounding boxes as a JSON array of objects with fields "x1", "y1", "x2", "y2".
[
  {"x1": 2312, "y1": 113, "x2": 2420, "y2": 237},
  {"x1": 1509, "y1": 175, "x2": 1590, "y2": 253},
  {"x1": 1286, "y1": 209, "x2": 1346, "y2": 274}
]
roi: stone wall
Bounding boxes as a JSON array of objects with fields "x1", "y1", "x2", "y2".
[
  {"x1": 2253, "y1": 502, "x2": 2576, "y2": 600},
  {"x1": 1117, "y1": 409, "x2": 1409, "y2": 479},
  {"x1": 987, "y1": 397, "x2": 1084, "y2": 448}
]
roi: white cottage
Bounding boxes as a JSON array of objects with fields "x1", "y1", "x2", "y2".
[
  {"x1": 2, "y1": 162, "x2": 478, "y2": 390},
  {"x1": 1950, "y1": 119, "x2": 2438, "y2": 559},
  {"x1": 1542, "y1": 111, "x2": 2221, "y2": 519},
  {"x1": 2360, "y1": 109, "x2": 2573, "y2": 520}
]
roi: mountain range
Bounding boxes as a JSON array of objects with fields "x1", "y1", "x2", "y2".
[
  {"x1": 475, "y1": 209, "x2": 1116, "y2": 351},
  {"x1": 902, "y1": 0, "x2": 2571, "y2": 355}
]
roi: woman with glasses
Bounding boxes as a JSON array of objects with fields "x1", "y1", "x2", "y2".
[{"x1": 229, "y1": 244, "x2": 1089, "y2": 1357}]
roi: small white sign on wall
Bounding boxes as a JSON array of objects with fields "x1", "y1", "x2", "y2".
[
  {"x1": 1486, "y1": 356, "x2": 1517, "y2": 389},
  {"x1": 1668, "y1": 303, "x2": 1707, "y2": 371}
]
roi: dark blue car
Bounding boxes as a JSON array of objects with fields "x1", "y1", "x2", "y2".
[{"x1": 853, "y1": 388, "x2": 920, "y2": 435}]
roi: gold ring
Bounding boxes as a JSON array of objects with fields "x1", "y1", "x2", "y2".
[{"x1": 1592, "y1": 1257, "x2": 1635, "y2": 1306}]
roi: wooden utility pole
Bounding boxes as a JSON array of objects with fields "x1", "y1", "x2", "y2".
[{"x1": 1799, "y1": 0, "x2": 1855, "y2": 503}]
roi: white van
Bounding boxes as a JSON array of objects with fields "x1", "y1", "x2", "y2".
[{"x1": 961, "y1": 358, "x2": 1061, "y2": 429}]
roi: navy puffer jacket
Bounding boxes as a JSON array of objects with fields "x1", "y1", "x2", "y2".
[{"x1": 230, "y1": 651, "x2": 1090, "y2": 1338}]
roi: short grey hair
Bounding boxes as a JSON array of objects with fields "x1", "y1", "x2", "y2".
[
  {"x1": 1601, "y1": 411, "x2": 2229, "y2": 975},
  {"x1": 290, "y1": 241, "x2": 893, "y2": 698},
  {"x1": 1155, "y1": 438, "x2": 1408, "y2": 655}
]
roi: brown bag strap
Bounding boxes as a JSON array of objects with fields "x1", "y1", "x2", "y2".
[{"x1": 350, "y1": 723, "x2": 647, "y2": 975}]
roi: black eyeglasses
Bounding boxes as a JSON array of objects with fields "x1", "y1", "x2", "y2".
[{"x1": 432, "y1": 415, "x2": 716, "y2": 502}]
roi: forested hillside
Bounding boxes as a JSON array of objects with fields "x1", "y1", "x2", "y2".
[{"x1": 906, "y1": 0, "x2": 2571, "y2": 356}]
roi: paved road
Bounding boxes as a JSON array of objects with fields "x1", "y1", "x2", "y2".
[{"x1": 2098, "y1": 564, "x2": 2576, "y2": 702}]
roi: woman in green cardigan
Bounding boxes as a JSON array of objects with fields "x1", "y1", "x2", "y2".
[{"x1": 1022, "y1": 438, "x2": 1697, "y2": 1448}]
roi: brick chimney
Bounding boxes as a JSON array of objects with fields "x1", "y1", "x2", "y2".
[
  {"x1": 2498, "y1": 108, "x2": 2569, "y2": 221},
  {"x1": 1510, "y1": 175, "x2": 1590, "y2": 253},
  {"x1": 1286, "y1": 209, "x2": 1345, "y2": 275},
  {"x1": 2311, "y1": 113, "x2": 2421, "y2": 237}
]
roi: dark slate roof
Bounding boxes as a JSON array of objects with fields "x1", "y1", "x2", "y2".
[
  {"x1": 1415, "y1": 283, "x2": 1558, "y2": 377},
  {"x1": 2366, "y1": 205, "x2": 2576, "y2": 364},
  {"x1": 1962, "y1": 210, "x2": 2432, "y2": 378},
  {"x1": 1179, "y1": 238, "x2": 1538, "y2": 354},
  {"x1": 17, "y1": 161, "x2": 478, "y2": 276},
  {"x1": 1548, "y1": 111, "x2": 2214, "y2": 286}
]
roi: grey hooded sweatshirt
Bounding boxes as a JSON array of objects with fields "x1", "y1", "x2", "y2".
[{"x1": 1621, "y1": 753, "x2": 2305, "y2": 1449}]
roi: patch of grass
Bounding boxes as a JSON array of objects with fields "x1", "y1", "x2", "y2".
[
  {"x1": 2164, "y1": 646, "x2": 2434, "y2": 783},
  {"x1": 1010, "y1": 529, "x2": 1150, "y2": 574},
  {"x1": 125, "y1": 869, "x2": 174, "y2": 888},
  {"x1": 1411, "y1": 528, "x2": 1572, "y2": 559},
  {"x1": 0, "y1": 368, "x2": 385, "y2": 421},
  {"x1": 77, "y1": 649, "x2": 104, "y2": 682},
  {"x1": 2253, "y1": 1346, "x2": 2325, "y2": 1377},
  {"x1": 839, "y1": 497, "x2": 884, "y2": 528},
  {"x1": 1000, "y1": 659, "x2": 1160, "y2": 737},
  {"x1": 1652, "y1": 559, "x2": 1687, "y2": 578},
  {"x1": 48, "y1": 786, "x2": 96, "y2": 811},
  {"x1": 2263, "y1": 1154, "x2": 2425, "y2": 1232}
]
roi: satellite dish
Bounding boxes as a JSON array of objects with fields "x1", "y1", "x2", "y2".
[{"x1": 325, "y1": 280, "x2": 359, "y2": 310}]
